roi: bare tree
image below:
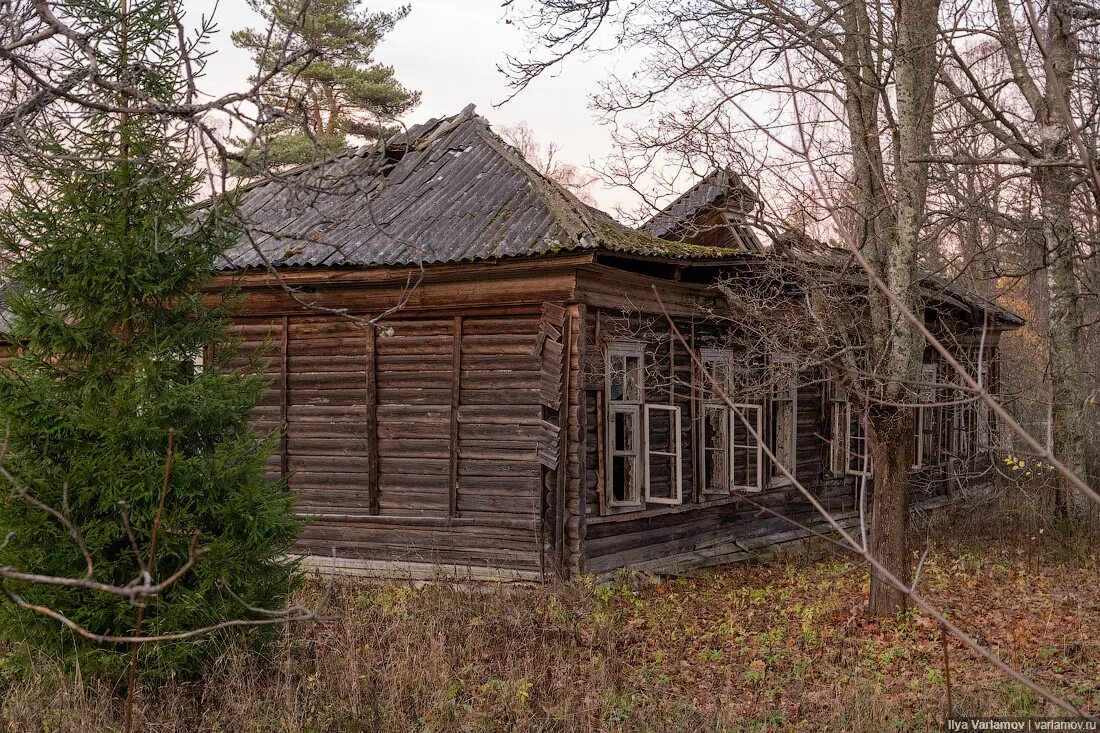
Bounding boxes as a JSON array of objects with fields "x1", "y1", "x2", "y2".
[
  {"x1": 500, "y1": 121, "x2": 599, "y2": 205},
  {"x1": 508, "y1": 0, "x2": 946, "y2": 615}
]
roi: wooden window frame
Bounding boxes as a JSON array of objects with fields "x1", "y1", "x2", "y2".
[
  {"x1": 845, "y1": 402, "x2": 872, "y2": 478},
  {"x1": 699, "y1": 348, "x2": 736, "y2": 496},
  {"x1": 700, "y1": 402, "x2": 731, "y2": 496},
  {"x1": 644, "y1": 404, "x2": 683, "y2": 505},
  {"x1": 606, "y1": 341, "x2": 645, "y2": 509},
  {"x1": 730, "y1": 404, "x2": 764, "y2": 492},
  {"x1": 914, "y1": 361, "x2": 940, "y2": 469},
  {"x1": 828, "y1": 382, "x2": 848, "y2": 476},
  {"x1": 976, "y1": 363, "x2": 991, "y2": 449},
  {"x1": 768, "y1": 355, "x2": 798, "y2": 486}
]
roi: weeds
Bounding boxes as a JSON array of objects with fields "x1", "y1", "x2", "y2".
[{"x1": 0, "y1": 532, "x2": 1095, "y2": 731}]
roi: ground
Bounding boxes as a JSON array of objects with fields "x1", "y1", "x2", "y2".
[{"x1": 1, "y1": 528, "x2": 1097, "y2": 731}]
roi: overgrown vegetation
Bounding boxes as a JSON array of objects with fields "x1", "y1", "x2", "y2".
[
  {"x1": 0, "y1": 0, "x2": 301, "y2": 679},
  {"x1": 1, "y1": 517, "x2": 1095, "y2": 731}
]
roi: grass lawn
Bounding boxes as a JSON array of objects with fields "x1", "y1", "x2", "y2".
[{"x1": 2, "y1": 531, "x2": 1097, "y2": 731}]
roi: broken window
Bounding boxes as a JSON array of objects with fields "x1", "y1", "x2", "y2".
[
  {"x1": 701, "y1": 402, "x2": 730, "y2": 495},
  {"x1": 828, "y1": 382, "x2": 848, "y2": 476},
  {"x1": 828, "y1": 382, "x2": 871, "y2": 477},
  {"x1": 846, "y1": 402, "x2": 871, "y2": 477},
  {"x1": 914, "y1": 361, "x2": 941, "y2": 468},
  {"x1": 607, "y1": 342, "x2": 644, "y2": 507},
  {"x1": 769, "y1": 356, "x2": 798, "y2": 483},
  {"x1": 700, "y1": 349, "x2": 735, "y2": 495}
]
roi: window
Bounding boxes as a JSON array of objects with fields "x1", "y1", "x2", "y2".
[
  {"x1": 976, "y1": 363, "x2": 991, "y2": 449},
  {"x1": 644, "y1": 404, "x2": 682, "y2": 504},
  {"x1": 700, "y1": 349, "x2": 735, "y2": 496},
  {"x1": 828, "y1": 383, "x2": 848, "y2": 476},
  {"x1": 846, "y1": 403, "x2": 872, "y2": 477},
  {"x1": 829, "y1": 382, "x2": 871, "y2": 478},
  {"x1": 914, "y1": 361, "x2": 940, "y2": 468},
  {"x1": 607, "y1": 342, "x2": 644, "y2": 507},
  {"x1": 769, "y1": 356, "x2": 798, "y2": 483},
  {"x1": 731, "y1": 404, "x2": 763, "y2": 491},
  {"x1": 701, "y1": 402, "x2": 730, "y2": 495}
]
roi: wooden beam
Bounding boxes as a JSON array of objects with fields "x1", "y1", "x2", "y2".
[
  {"x1": 555, "y1": 309, "x2": 572, "y2": 572},
  {"x1": 214, "y1": 253, "x2": 596, "y2": 289},
  {"x1": 449, "y1": 315, "x2": 462, "y2": 518},
  {"x1": 594, "y1": 309, "x2": 607, "y2": 518},
  {"x1": 574, "y1": 303, "x2": 589, "y2": 576},
  {"x1": 689, "y1": 317, "x2": 699, "y2": 504},
  {"x1": 280, "y1": 315, "x2": 289, "y2": 480},
  {"x1": 365, "y1": 323, "x2": 379, "y2": 515}
]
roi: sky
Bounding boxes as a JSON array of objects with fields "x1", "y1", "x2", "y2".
[{"x1": 187, "y1": 0, "x2": 644, "y2": 212}]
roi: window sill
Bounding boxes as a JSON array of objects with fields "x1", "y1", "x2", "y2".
[{"x1": 592, "y1": 490, "x2": 775, "y2": 525}]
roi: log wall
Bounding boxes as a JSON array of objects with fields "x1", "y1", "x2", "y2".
[{"x1": 224, "y1": 307, "x2": 552, "y2": 577}]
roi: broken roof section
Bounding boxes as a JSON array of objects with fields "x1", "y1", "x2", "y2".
[
  {"x1": 218, "y1": 105, "x2": 742, "y2": 271},
  {"x1": 642, "y1": 169, "x2": 765, "y2": 252}
]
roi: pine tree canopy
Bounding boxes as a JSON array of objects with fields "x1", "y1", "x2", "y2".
[
  {"x1": 0, "y1": 0, "x2": 301, "y2": 678},
  {"x1": 233, "y1": 0, "x2": 420, "y2": 168}
]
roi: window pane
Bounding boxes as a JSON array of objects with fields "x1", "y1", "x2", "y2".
[
  {"x1": 612, "y1": 455, "x2": 635, "y2": 503},
  {"x1": 609, "y1": 352, "x2": 642, "y2": 402},
  {"x1": 732, "y1": 408, "x2": 760, "y2": 489},
  {"x1": 614, "y1": 410, "x2": 635, "y2": 452},
  {"x1": 773, "y1": 400, "x2": 795, "y2": 471},
  {"x1": 609, "y1": 356, "x2": 626, "y2": 401},
  {"x1": 622, "y1": 355, "x2": 642, "y2": 401}
]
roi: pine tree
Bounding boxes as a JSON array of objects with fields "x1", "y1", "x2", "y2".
[
  {"x1": 233, "y1": 0, "x2": 420, "y2": 167},
  {"x1": 0, "y1": 1, "x2": 300, "y2": 678}
]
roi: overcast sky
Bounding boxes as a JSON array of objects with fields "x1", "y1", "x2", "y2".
[{"x1": 189, "y1": 0, "x2": 645, "y2": 212}]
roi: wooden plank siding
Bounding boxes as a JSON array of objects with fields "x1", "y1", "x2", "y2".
[{"x1": 224, "y1": 306, "x2": 551, "y2": 576}]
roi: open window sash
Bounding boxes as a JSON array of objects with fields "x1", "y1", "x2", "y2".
[
  {"x1": 644, "y1": 404, "x2": 682, "y2": 505},
  {"x1": 730, "y1": 404, "x2": 763, "y2": 492}
]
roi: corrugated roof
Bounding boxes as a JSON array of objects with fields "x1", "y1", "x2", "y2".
[
  {"x1": 217, "y1": 105, "x2": 733, "y2": 271},
  {"x1": 641, "y1": 169, "x2": 763, "y2": 252}
]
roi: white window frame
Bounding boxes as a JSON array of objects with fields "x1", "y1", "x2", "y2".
[
  {"x1": 914, "y1": 361, "x2": 939, "y2": 469},
  {"x1": 730, "y1": 404, "x2": 764, "y2": 492},
  {"x1": 644, "y1": 404, "x2": 682, "y2": 505},
  {"x1": 606, "y1": 341, "x2": 646, "y2": 508},
  {"x1": 845, "y1": 402, "x2": 873, "y2": 478},
  {"x1": 699, "y1": 345, "x2": 734, "y2": 493},
  {"x1": 769, "y1": 355, "x2": 798, "y2": 485},
  {"x1": 700, "y1": 347, "x2": 737, "y2": 398},
  {"x1": 608, "y1": 404, "x2": 642, "y2": 507}
]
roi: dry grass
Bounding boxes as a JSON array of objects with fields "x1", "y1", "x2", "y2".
[{"x1": 1, "y1": 529, "x2": 1097, "y2": 732}]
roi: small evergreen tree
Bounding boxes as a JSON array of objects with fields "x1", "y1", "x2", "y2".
[
  {"x1": 232, "y1": 0, "x2": 420, "y2": 167},
  {"x1": 0, "y1": 1, "x2": 300, "y2": 678}
]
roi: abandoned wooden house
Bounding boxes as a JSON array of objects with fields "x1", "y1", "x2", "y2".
[
  {"x1": 0, "y1": 105, "x2": 1022, "y2": 581},
  {"x1": 203, "y1": 105, "x2": 1023, "y2": 580}
]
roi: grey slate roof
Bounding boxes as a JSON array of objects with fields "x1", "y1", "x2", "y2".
[
  {"x1": 641, "y1": 169, "x2": 764, "y2": 252},
  {"x1": 218, "y1": 105, "x2": 729, "y2": 271},
  {"x1": 643, "y1": 169, "x2": 737, "y2": 238}
]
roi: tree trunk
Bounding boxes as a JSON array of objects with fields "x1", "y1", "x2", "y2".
[
  {"x1": 863, "y1": 0, "x2": 942, "y2": 616},
  {"x1": 1040, "y1": 1, "x2": 1087, "y2": 520},
  {"x1": 867, "y1": 406, "x2": 915, "y2": 614}
]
